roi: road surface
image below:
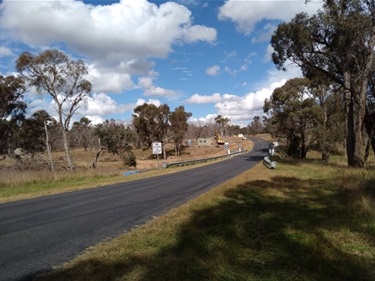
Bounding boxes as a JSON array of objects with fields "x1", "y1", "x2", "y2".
[{"x1": 0, "y1": 137, "x2": 268, "y2": 281}]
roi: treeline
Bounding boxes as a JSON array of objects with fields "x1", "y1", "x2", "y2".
[
  {"x1": 264, "y1": 0, "x2": 375, "y2": 168},
  {"x1": 1, "y1": 58, "x2": 258, "y2": 171}
]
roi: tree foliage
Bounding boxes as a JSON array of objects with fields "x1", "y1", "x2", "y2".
[
  {"x1": 0, "y1": 75, "x2": 26, "y2": 120},
  {"x1": 132, "y1": 103, "x2": 170, "y2": 150},
  {"x1": 70, "y1": 117, "x2": 94, "y2": 151},
  {"x1": 95, "y1": 119, "x2": 137, "y2": 167},
  {"x1": 16, "y1": 110, "x2": 56, "y2": 156},
  {"x1": 215, "y1": 115, "x2": 230, "y2": 136},
  {"x1": 271, "y1": 0, "x2": 375, "y2": 167},
  {"x1": 264, "y1": 77, "x2": 344, "y2": 161},
  {"x1": 169, "y1": 106, "x2": 192, "y2": 156},
  {"x1": 0, "y1": 75, "x2": 27, "y2": 154},
  {"x1": 264, "y1": 78, "x2": 317, "y2": 159},
  {"x1": 248, "y1": 116, "x2": 263, "y2": 135},
  {"x1": 16, "y1": 49, "x2": 92, "y2": 170}
]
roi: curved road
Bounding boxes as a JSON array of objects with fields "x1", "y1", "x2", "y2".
[{"x1": 0, "y1": 137, "x2": 268, "y2": 281}]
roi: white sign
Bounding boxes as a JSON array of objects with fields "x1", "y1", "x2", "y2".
[{"x1": 152, "y1": 142, "x2": 162, "y2": 155}]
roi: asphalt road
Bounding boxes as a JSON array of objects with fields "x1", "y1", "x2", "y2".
[{"x1": 0, "y1": 137, "x2": 268, "y2": 281}]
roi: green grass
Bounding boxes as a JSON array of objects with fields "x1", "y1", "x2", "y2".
[{"x1": 36, "y1": 157, "x2": 375, "y2": 281}]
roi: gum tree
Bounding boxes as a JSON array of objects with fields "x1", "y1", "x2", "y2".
[
  {"x1": 132, "y1": 103, "x2": 170, "y2": 158},
  {"x1": 169, "y1": 106, "x2": 192, "y2": 156},
  {"x1": 271, "y1": 0, "x2": 375, "y2": 167},
  {"x1": 16, "y1": 49, "x2": 92, "y2": 170},
  {"x1": 0, "y1": 75, "x2": 27, "y2": 154}
]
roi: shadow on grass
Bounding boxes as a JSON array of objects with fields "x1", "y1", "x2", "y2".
[{"x1": 38, "y1": 176, "x2": 375, "y2": 281}]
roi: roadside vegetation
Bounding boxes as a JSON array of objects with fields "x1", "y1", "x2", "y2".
[
  {"x1": 36, "y1": 153, "x2": 375, "y2": 281},
  {"x1": 0, "y1": 141, "x2": 246, "y2": 203}
]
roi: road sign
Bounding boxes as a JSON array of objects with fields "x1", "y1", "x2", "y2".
[{"x1": 152, "y1": 142, "x2": 162, "y2": 155}]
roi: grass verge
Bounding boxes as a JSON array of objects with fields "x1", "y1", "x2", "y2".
[{"x1": 36, "y1": 157, "x2": 375, "y2": 281}]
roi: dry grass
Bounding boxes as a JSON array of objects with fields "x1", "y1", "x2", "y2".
[
  {"x1": 36, "y1": 153, "x2": 375, "y2": 281},
  {"x1": 0, "y1": 138, "x2": 252, "y2": 202}
]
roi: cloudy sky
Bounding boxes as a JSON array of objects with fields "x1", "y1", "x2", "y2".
[{"x1": 0, "y1": 0, "x2": 322, "y2": 126}]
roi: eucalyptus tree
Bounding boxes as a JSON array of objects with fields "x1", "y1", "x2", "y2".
[
  {"x1": 215, "y1": 114, "x2": 230, "y2": 136},
  {"x1": 71, "y1": 117, "x2": 95, "y2": 151},
  {"x1": 132, "y1": 103, "x2": 170, "y2": 157},
  {"x1": 169, "y1": 106, "x2": 192, "y2": 156},
  {"x1": 0, "y1": 75, "x2": 27, "y2": 154},
  {"x1": 309, "y1": 78, "x2": 345, "y2": 162},
  {"x1": 264, "y1": 78, "x2": 317, "y2": 159},
  {"x1": 16, "y1": 110, "x2": 55, "y2": 156},
  {"x1": 16, "y1": 49, "x2": 92, "y2": 170},
  {"x1": 271, "y1": 0, "x2": 375, "y2": 167},
  {"x1": 249, "y1": 116, "x2": 263, "y2": 135},
  {"x1": 265, "y1": 77, "x2": 345, "y2": 161},
  {"x1": 95, "y1": 119, "x2": 137, "y2": 167}
]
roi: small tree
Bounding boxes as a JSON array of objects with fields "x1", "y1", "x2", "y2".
[
  {"x1": 170, "y1": 106, "x2": 192, "y2": 156},
  {"x1": 16, "y1": 50, "x2": 92, "y2": 170},
  {"x1": 132, "y1": 103, "x2": 170, "y2": 158},
  {"x1": 0, "y1": 75, "x2": 27, "y2": 154},
  {"x1": 70, "y1": 117, "x2": 94, "y2": 151},
  {"x1": 264, "y1": 78, "x2": 316, "y2": 159},
  {"x1": 95, "y1": 119, "x2": 137, "y2": 168},
  {"x1": 249, "y1": 116, "x2": 263, "y2": 135},
  {"x1": 215, "y1": 115, "x2": 230, "y2": 136},
  {"x1": 16, "y1": 110, "x2": 55, "y2": 156}
]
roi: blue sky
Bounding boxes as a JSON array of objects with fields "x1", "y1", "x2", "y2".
[{"x1": 0, "y1": 0, "x2": 322, "y2": 126}]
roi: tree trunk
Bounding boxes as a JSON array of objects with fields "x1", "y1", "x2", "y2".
[
  {"x1": 364, "y1": 112, "x2": 375, "y2": 162},
  {"x1": 343, "y1": 71, "x2": 365, "y2": 168},
  {"x1": 346, "y1": 95, "x2": 357, "y2": 167},
  {"x1": 322, "y1": 150, "x2": 330, "y2": 164},
  {"x1": 61, "y1": 127, "x2": 74, "y2": 171},
  {"x1": 44, "y1": 121, "x2": 55, "y2": 172},
  {"x1": 163, "y1": 142, "x2": 167, "y2": 160},
  {"x1": 92, "y1": 147, "x2": 103, "y2": 168},
  {"x1": 352, "y1": 95, "x2": 366, "y2": 168},
  {"x1": 300, "y1": 125, "x2": 307, "y2": 159}
]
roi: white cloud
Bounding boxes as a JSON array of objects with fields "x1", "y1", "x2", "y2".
[
  {"x1": 86, "y1": 64, "x2": 135, "y2": 94},
  {"x1": 251, "y1": 23, "x2": 277, "y2": 43},
  {"x1": 0, "y1": 0, "x2": 217, "y2": 96},
  {"x1": 135, "y1": 98, "x2": 161, "y2": 107},
  {"x1": 212, "y1": 80, "x2": 287, "y2": 126},
  {"x1": 206, "y1": 65, "x2": 220, "y2": 76},
  {"x1": 181, "y1": 25, "x2": 217, "y2": 43},
  {"x1": 263, "y1": 65, "x2": 302, "y2": 87},
  {"x1": 224, "y1": 66, "x2": 237, "y2": 76},
  {"x1": 0, "y1": 46, "x2": 14, "y2": 57},
  {"x1": 1, "y1": 0, "x2": 217, "y2": 66},
  {"x1": 218, "y1": 0, "x2": 321, "y2": 35},
  {"x1": 82, "y1": 93, "x2": 132, "y2": 116},
  {"x1": 138, "y1": 76, "x2": 179, "y2": 98},
  {"x1": 264, "y1": 44, "x2": 275, "y2": 62},
  {"x1": 85, "y1": 115, "x2": 105, "y2": 125},
  {"x1": 189, "y1": 113, "x2": 217, "y2": 124},
  {"x1": 144, "y1": 86, "x2": 179, "y2": 98},
  {"x1": 138, "y1": 77, "x2": 154, "y2": 89},
  {"x1": 186, "y1": 93, "x2": 222, "y2": 103}
]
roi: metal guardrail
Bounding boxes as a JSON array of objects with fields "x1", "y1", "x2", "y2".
[{"x1": 162, "y1": 149, "x2": 248, "y2": 168}]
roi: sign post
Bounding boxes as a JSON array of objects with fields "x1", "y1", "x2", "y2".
[{"x1": 152, "y1": 142, "x2": 162, "y2": 169}]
